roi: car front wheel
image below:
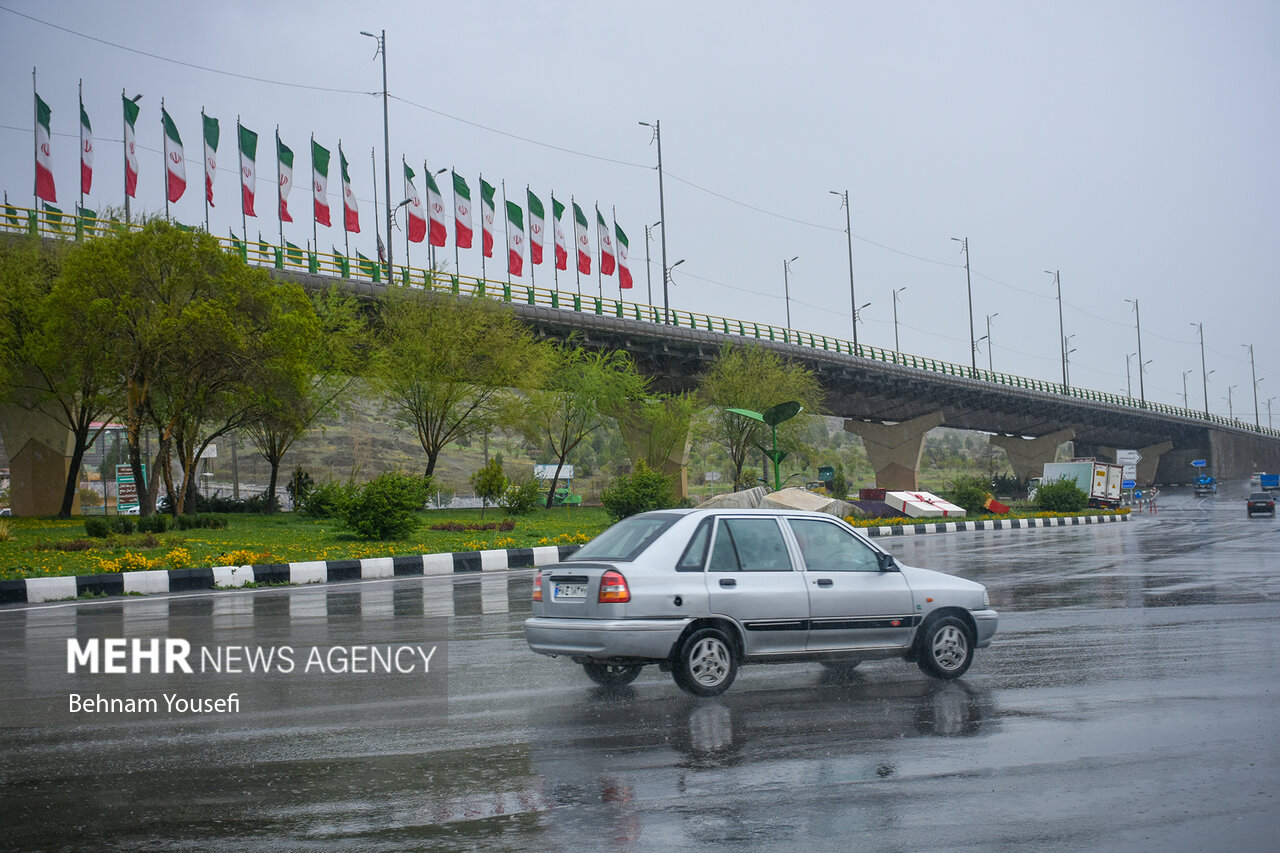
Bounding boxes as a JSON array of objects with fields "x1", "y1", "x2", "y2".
[
  {"x1": 673, "y1": 627, "x2": 737, "y2": 696},
  {"x1": 916, "y1": 615, "x2": 974, "y2": 680},
  {"x1": 582, "y1": 662, "x2": 643, "y2": 687}
]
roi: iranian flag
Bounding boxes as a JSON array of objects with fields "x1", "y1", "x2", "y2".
[
  {"x1": 340, "y1": 146, "x2": 359, "y2": 232},
  {"x1": 527, "y1": 189, "x2": 545, "y2": 265},
  {"x1": 277, "y1": 135, "x2": 294, "y2": 222},
  {"x1": 34, "y1": 93, "x2": 56, "y2": 203},
  {"x1": 573, "y1": 202, "x2": 591, "y2": 275},
  {"x1": 80, "y1": 101, "x2": 93, "y2": 195},
  {"x1": 597, "y1": 208, "x2": 616, "y2": 276},
  {"x1": 312, "y1": 139, "x2": 331, "y2": 226},
  {"x1": 552, "y1": 196, "x2": 568, "y2": 271},
  {"x1": 506, "y1": 200, "x2": 524, "y2": 277},
  {"x1": 238, "y1": 123, "x2": 258, "y2": 217},
  {"x1": 122, "y1": 94, "x2": 140, "y2": 198},
  {"x1": 615, "y1": 221, "x2": 632, "y2": 289},
  {"x1": 403, "y1": 162, "x2": 425, "y2": 243},
  {"x1": 480, "y1": 179, "x2": 496, "y2": 258},
  {"x1": 452, "y1": 171, "x2": 472, "y2": 248},
  {"x1": 202, "y1": 113, "x2": 219, "y2": 206},
  {"x1": 425, "y1": 169, "x2": 447, "y2": 247},
  {"x1": 162, "y1": 108, "x2": 186, "y2": 202}
]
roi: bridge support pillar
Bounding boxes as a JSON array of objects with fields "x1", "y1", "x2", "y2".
[
  {"x1": 617, "y1": 400, "x2": 691, "y2": 499},
  {"x1": 843, "y1": 412, "x2": 944, "y2": 491},
  {"x1": 990, "y1": 428, "x2": 1076, "y2": 484},
  {"x1": 0, "y1": 394, "x2": 79, "y2": 517},
  {"x1": 1099, "y1": 441, "x2": 1173, "y2": 487}
]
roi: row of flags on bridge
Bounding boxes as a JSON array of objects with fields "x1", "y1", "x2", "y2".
[{"x1": 31, "y1": 84, "x2": 633, "y2": 287}]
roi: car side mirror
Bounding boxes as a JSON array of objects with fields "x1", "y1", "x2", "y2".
[{"x1": 877, "y1": 553, "x2": 898, "y2": 572}]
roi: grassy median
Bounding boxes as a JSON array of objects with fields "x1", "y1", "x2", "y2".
[{"x1": 0, "y1": 507, "x2": 613, "y2": 581}]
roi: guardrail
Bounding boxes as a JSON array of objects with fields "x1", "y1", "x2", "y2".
[{"x1": 4, "y1": 203, "x2": 1276, "y2": 440}]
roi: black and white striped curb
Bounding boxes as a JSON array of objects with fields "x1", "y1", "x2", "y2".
[
  {"x1": 0, "y1": 513, "x2": 1131, "y2": 605},
  {"x1": 0, "y1": 545, "x2": 580, "y2": 605},
  {"x1": 861, "y1": 512, "x2": 1130, "y2": 537}
]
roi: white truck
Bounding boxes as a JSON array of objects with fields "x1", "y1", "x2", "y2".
[{"x1": 1040, "y1": 459, "x2": 1125, "y2": 508}]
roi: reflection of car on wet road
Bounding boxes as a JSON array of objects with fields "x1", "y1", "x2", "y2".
[
  {"x1": 1247, "y1": 492, "x2": 1276, "y2": 517},
  {"x1": 525, "y1": 508, "x2": 998, "y2": 696}
]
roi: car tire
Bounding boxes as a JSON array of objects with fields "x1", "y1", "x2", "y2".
[
  {"x1": 672, "y1": 627, "x2": 737, "y2": 697},
  {"x1": 916, "y1": 615, "x2": 974, "y2": 680},
  {"x1": 582, "y1": 662, "x2": 643, "y2": 687}
]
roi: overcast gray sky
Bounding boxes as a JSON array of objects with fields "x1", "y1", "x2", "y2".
[{"x1": 2, "y1": 1, "x2": 1276, "y2": 424}]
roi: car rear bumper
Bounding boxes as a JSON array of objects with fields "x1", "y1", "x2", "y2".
[
  {"x1": 525, "y1": 616, "x2": 693, "y2": 661},
  {"x1": 972, "y1": 609, "x2": 999, "y2": 648}
]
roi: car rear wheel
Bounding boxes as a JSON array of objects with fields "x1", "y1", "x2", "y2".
[
  {"x1": 673, "y1": 628, "x2": 737, "y2": 696},
  {"x1": 582, "y1": 662, "x2": 643, "y2": 687},
  {"x1": 916, "y1": 615, "x2": 974, "y2": 680}
]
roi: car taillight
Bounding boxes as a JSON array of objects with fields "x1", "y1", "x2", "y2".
[
  {"x1": 532, "y1": 571, "x2": 543, "y2": 602},
  {"x1": 598, "y1": 570, "x2": 630, "y2": 603}
]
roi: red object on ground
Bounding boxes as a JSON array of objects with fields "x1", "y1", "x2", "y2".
[{"x1": 983, "y1": 496, "x2": 1011, "y2": 514}]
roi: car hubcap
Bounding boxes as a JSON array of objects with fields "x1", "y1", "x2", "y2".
[
  {"x1": 931, "y1": 625, "x2": 968, "y2": 671},
  {"x1": 689, "y1": 638, "x2": 730, "y2": 686}
]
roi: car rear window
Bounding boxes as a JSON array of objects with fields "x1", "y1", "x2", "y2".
[
  {"x1": 566, "y1": 514, "x2": 678, "y2": 562},
  {"x1": 1250, "y1": 493, "x2": 1272, "y2": 501}
]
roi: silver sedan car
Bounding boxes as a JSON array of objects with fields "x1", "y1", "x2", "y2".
[{"x1": 524, "y1": 508, "x2": 998, "y2": 696}]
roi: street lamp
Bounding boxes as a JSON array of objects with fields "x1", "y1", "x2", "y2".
[
  {"x1": 985, "y1": 312, "x2": 999, "y2": 373},
  {"x1": 783, "y1": 256, "x2": 798, "y2": 330},
  {"x1": 1064, "y1": 333, "x2": 1077, "y2": 387},
  {"x1": 644, "y1": 220, "x2": 660, "y2": 308},
  {"x1": 1046, "y1": 270, "x2": 1065, "y2": 386},
  {"x1": 1191, "y1": 322, "x2": 1209, "y2": 416},
  {"x1": 853, "y1": 301, "x2": 871, "y2": 332},
  {"x1": 952, "y1": 236, "x2": 976, "y2": 373},
  {"x1": 1266, "y1": 395, "x2": 1275, "y2": 429},
  {"x1": 892, "y1": 286, "x2": 907, "y2": 352},
  {"x1": 360, "y1": 29, "x2": 393, "y2": 276},
  {"x1": 830, "y1": 189, "x2": 859, "y2": 349},
  {"x1": 639, "y1": 121, "x2": 670, "y2": 323},
  {"x1": 1182, "y1": 370, "x2": 1193, "y2": 408},
  {"x1": 1125, "y1": 352, "x2": 1136, "y2": 398},
  {"x1": 1243, "y1": 343, "x2": 1260, "y2": 426},
  {"x1": 1227, "y1": 384, "x2": 1238, "y2": 420},
  {"x1": 1124, "y1": 298, "x2": 1146, "y2": 405}
]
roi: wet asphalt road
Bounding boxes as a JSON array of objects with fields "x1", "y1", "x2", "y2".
[{"x1": 2, "y1": 487, "x2": 1278, "y2": 852}]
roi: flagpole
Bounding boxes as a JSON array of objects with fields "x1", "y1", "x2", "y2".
[
  {"x1": 339, "y1": 140, "x2": 349, "y2": 260},
  {"x1": 572, "y1": 194, "x2": 580, "y2": 296},
  {"x1": 32, "y1": 68, "x2": 37, "y2": 212},
  {"x1": 526, "y1": 185, "x2": 536, "y2": 289},
  {"x1": 371, "y1": 147, "x2": 383, "y2": 279},
  {"x1": 452, "y1": 169, "x2": 461, "y2": 280},
  {"x1": 122, "y1": 88, "x2": 129, "y2": 225},
  {"x1": 502, "y1": 180, "x2": 511, "y2": 286},
  {"x1": 551, "y1": 191, "x2": 559, "y2": 293},
  {"x1": 201, "y1": 108, "x2": 209, "y2": 232},
  {"x1": 238, "y1": 117, "x2": 247, "y2": 244},
  {"x1": 479, "y1": 172, "x2": 486, "y2": 284},
  {"x1": 78, "y1": 80, "x2": 84, "y2": 219},
  {"x1": 613, "y1": 205, "x2": 620, "y2": 297},
  {"x1": 310, "y1": 134, "x2": 317, "y2": 257},
  {"x1": 162, "y1": 98, "x2": 171, "y2": 222},
  {"x1": 276, "y1": 127, "x2": 284, "y2": 250},
  {"x1": 595, "y1": 203, "x2": 602, "y2": 300},
  {"x1": 644, "y1": 223, "x2": 654, "y2": 308}
]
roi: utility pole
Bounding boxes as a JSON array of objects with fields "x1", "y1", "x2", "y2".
[
  {"x1": 985, "y1": 312, "x2": 999, "y2": 373},
  {"x1": 1244, "y1": 343, "x2": 1259, "y2": 427},
  {"x1": 830, "y1": 189, "x2": 859, "y2": 351},
  {"x1": 361, "y1": 29, "x2": 393, "y2": 275},
  {"x1": 892, "y1": 286, "x2": 907, "y2": 352},
  {"x1": 783, "y1": 256, "x2": 798, "y2": 329},
  {"x1": 1192, "y1": 322, "x2": 1209, "y2": 416},
  {"x1": 1046, "y1": 270, "x2": 1066, "y2": 386},
  {"x1": 639, "y1": 121, "x2": 670, "y2": 323},
  {"x1": 953, "y1": 237, "x2": 976, "y2": 373},
  {"x1": 1125, "y1": 298, "x2": 1146, "y2": 404}
]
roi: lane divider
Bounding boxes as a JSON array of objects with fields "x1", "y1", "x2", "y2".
[{"x1": 0, "y1": 514, "x2": 1130, "y2": 605}]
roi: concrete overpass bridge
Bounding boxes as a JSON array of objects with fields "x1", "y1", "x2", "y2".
[{"x1": 3, "y1": 210, "x2": 1278, "y2": 513}]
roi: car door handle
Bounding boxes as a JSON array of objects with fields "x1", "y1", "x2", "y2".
[
  {"x1": 815, "y1": 578, "x2": 833, "y2": 587},
  {"x1": 719, "y1": 578, "x2": 737, "y2": 588}
]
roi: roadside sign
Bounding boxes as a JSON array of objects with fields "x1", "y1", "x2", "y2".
[
  {"x1": 115, "y1": 463, "x2": 146, "y2": 514},
  {"x1": 534, "y1": 464, "x2": 573, "y2": 481},
  {"x1": 1117, "y1": 449, "x2": 1142, "y2": 466},
  {"x1": 1191, "y1": 459, "x2": 1207, "y2": 468},
  {"x1": 1122, "y1": 479, "x2": 1136, "y2": 489}
]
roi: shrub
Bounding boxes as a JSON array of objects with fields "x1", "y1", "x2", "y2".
[
  {"x1": 828, "y1": 463, "x2": 849, "y2": 501},
  {"x1": 285, "y1": 466, "x2": 314, "y2": 510},
  {"x1": 341, "y1": 472, "x2": 430, "y2": 540},
  {"x1": 943, "y1": 475, "x2": 991, "y2": 515},
  {"x1": 471, "y1": 456, "x2": 507, "y2": 519},
  {"x1": 79, "y1": 487, "x2": 103, "y2": 507},
  {"x1": 299, "y1": 479, "x2": 355, "y2": 519},
  {"x1": 137, "y1": 514, "x2": 169, "y2": 534},
  {"x1": 500, "y1": 473, "x2": 544, "y2": 516},
  {"x1": 601, "y1": 461, "x2": 677, "y2": 521},
  {"x1": 85, "y1": 517, "x2": 112, "y2": 539},
  {"x1": 1034, "y1": 477, "x2": 1090, "y2": 512},
  {"x1": 114, "y1": 516, "x2": 135, "y2": 535},
  {"x1": 175, "y1": 514, "x2": 228, "y2": 531}
]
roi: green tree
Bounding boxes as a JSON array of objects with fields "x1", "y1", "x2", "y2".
[
  {"x1": 523, "y1": 344, "x2": 649, "y2": 507},
  {"x1": 371, "y1": 291, "x2": 549, "y2": 477},
  {"x1": 0, "y1": 237, "x2": 119, "y2": 517},
  {"x1": 601, "y1": 461, "x2": 677, "y2": 521},
  {"x1": 471, "y1": 454, "x2": 506, "y2": 519},
  {"x1": 615, "y1": 392, "x2": 699, "y2": 497},
  {"x1": 697, "y1": 343, "x2": 824, "y2": 490}
]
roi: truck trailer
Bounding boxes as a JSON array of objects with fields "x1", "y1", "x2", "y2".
[{"x1": 1040, "y1": 459, "x2": 1125, "y2": 508}]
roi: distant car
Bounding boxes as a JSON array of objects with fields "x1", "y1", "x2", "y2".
[
  {"x1": 1247, "y1": 492, "x2": 1276, "y2": 518},
  {"x1": 0, "y1": 507, "x2": 10, "y2": 517},
  {"x1": 524, "y1": 508, "x2": 998, "y2": 696},
  {"x1": 1251, "y1": 472, "x2": 1265, "y2": 487}
]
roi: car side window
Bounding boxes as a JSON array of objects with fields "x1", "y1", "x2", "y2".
[
  {"x1": 789, "y1": 519, "x2": 880, "y2": 572},
  {"x1": 708, "y1": 518, "x2": 793, "y2": 572},
  {"x1": 676, "y1": 519, "x2": 713, "y2": 572}
]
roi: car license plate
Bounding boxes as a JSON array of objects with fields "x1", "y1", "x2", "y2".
[{"x1": 553, "y1": 582, "x2": 588, "y2": 600}]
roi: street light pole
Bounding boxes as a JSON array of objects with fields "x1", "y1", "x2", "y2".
[
  {"x1": 1266, "y1": 396, "x2": 1275, "y2": 429},
  {"x1": 783, "y1": 256, "x2": 798, "y2": 330},
  {"x1": 1227, "y1": 385, "x2": 1237, "y2": 420},
  {"x1": 1191, "y1": 322, "x2": 1209, "y2": 416},
  {"x1": 1125, "y1": 298, "x2": 1146, "y2": 404},
  {"x1": 639, "y1": 121, "x2": 670, "y2": 323},
  {"x1": 985, "y1": 312, "x2": 999, "y2": 373},
  {"x1": 361, "y1": 29, "x2": 393, "y2": 275},
  {"x1": 952, "y1": 237, "x2": 976, "y2": 373},
  {"x1": 1064, "y1": 334, "x2": 1077, "y2": 387},
  {"x1": 1046, "y1": 270, "x2": 1065, "y2": 386},
  {"x1": 1182, "y1": 370, "x2": 1193, "y2": 408},
  {"x1": 830, "y1": 190, "x2": 859, "y2": 351},
  {"x1": 644, "y1": 220, "x2": 659, "y2": 308},
  {"x1": 1126, "y1": 352, "x2": 1136, "y2": 398},
  {"x1": 892, "y1": 286, "x2": 907, "y2": 352},
  {"x1": 1244, "y1": 343, "x2": 1259, "y2": 426}
]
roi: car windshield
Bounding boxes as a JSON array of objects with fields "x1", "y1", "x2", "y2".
[{"x1": 566, "y1": 514, "x2": 679, "y2": 562}]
